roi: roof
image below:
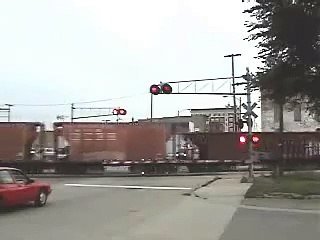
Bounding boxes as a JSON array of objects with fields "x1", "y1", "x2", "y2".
[
  {"x1": 190, "y1": 107, "x2": 234, "y2": 111},
  {"x1": 138, "y1": 116, "x2": 191, "y2": 121},
  {"x1": 0, "y1": 122, "x2": 43, "y2": 125}
]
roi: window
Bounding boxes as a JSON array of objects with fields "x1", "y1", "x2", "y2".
[
  {"x1": 0, "y1": 170, "x2": 14, "y2": 184},
  {"x1": 10, "y1": 170, "x2": 28, "y2": 184},
  {"x1": 294, "y1": 104, "x2": 302, "y2": 122}
]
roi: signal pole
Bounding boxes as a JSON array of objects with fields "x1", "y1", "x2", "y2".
[
  {"x1": 71, "y1": 103, "x2": 74, "y2": 123},
  {"x1": 224, "y1": 53, "x2": 241, "y2": 132},
  {"x1": 5, "y1": 104, "x2": 13, "y2": 122},
  {"x1": 245, "y1": 67, "x2": 254, "y2": 178},
  {"x1": 150, "y1": 94, "x2": 153, "y2": 122}
]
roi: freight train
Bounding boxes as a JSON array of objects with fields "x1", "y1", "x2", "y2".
[{"x1": 0, "y1": 122, "x2": 320, "y2": 174}]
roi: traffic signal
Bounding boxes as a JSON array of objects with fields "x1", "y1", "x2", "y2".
[
  {"x1": 161, "y1": 83, "x2": 172, "y2": 94},
  {"x1": 112, "y1": 108, "x2": 127, "y2": 115},
  {"x1": 239, "y1": 134, "x2": 247, "y2": 145},
  {"x1": 239, "y1": 134, "x2": 261, "y2": 145},
  {"x1": 251, "y1": 134, "x2": 261, "y2": 145},
  {"x1": 149, "y1": 83, "x2": 172, "y2": 95},
  {"x1": 150, "y1": 84, "x2": 161, "y2": 95}
]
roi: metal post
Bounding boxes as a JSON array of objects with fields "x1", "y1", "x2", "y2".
[
  {"x1": 245, "y1": 67, "x2": 254, "y2": 178},
  {"x1": 150, "y1": 94, "x2": 153, "y2": 122},
  {"x1": 5, "y1": 104, "x2": 13, "y2": 122},
  {"x1": 224, "y1": 54, "x2": 241, "y2": 132},
  {"x1": 7, "y1": 106, "x2": 11, "y2": 122},
  {"x1": 239, "y1": 98, "x2": 242, "y2": 117},
  {"x1": 71, "y1": 103, "x2": 74, "y2": 123}
]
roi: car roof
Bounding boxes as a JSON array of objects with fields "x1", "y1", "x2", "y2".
[{"x1": 0, "y1": 167, "x2": 20, "y2": 171}]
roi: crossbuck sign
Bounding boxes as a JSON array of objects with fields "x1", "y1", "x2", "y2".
[{"x1": 242, "y1": 102, "x2": 258, "y2": 119}]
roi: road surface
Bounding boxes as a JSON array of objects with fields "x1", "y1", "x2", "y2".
[
  {"x1": 220, "y1": 207, "x2": 320, "y2": 240},
  {"x1": 0, "y1": 176, "x2": 221, "y2": 240},
  {"x1": 1, "y1": 175, "x2": 319, "y2": 240}
]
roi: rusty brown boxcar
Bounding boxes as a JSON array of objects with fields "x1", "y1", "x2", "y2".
[
  {"x1": 183, "y1": 132, "x2": 320, "y2": 162},
  {"x1": 53, "y1": 122, "x2": 167, "y2": 162},
  {"x1": 0, "y1": 122, "x2": 40, "y2": 161}
]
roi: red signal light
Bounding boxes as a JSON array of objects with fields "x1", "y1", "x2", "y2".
[
  {"x1": 239, "y1": 135, "x2": 247, "y2": 144},
  {"x1": 150, "y1": 84, "x2": 161, "y2": 95},
  {"x1": 118, "y1": 109, "x2": 127, "y2": 115},
  {"x1": 112, "y1": 109, "x2": 119, "y2": 115},
  {"x1": 161, "y1": 83, "x2": 172, "y2": 94},
  {"x1": 112, "y1": 108, "x2": 127, "y2": 115},
  {"x1": 252, "y1": 135, "x2": 260, "y2": 144}
]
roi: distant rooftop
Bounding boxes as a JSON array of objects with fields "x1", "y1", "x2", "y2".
[{"x1": 190, "y1": 107, "x2": 234, "y2": 111}]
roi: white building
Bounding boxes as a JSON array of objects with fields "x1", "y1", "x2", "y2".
[
  {"x1": 261, "y1": 97, "x2": 320, "y2": 132},
  {"x1": 190, "y1": 106, "x2": 241, "y2": 132}
]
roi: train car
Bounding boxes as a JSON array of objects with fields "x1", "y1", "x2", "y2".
[
  {"x1": 0, "y1": 122, "x2": 41, "y2": 162},
  {"x1": 1, "y1": 121, "x2": 319, "y2": 174},
  {"x1": 53, "y1": 122, "x2": 167, "y2": 162},
  {"x1": 184, "y1": 131, "x2": 320, "y2": 163}
]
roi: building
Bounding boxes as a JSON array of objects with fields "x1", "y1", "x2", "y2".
[
  {"x1": 137, "y1": 116, "x2": 203, "y2": 132},
  {"x1": 138, "y1": 106, "x2": 241, "y2": 133},
  {"x1": 261, "y1": 97, "x2": 320, "y2": 132},
  {"x1": 190, "y1": 106, "x2": 241, "y2": 132}
]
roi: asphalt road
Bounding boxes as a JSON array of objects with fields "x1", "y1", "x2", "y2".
[
  {"x1": 0, "y1": 176, "x2": 217, "y2": 240},
  {"x1": 2, "y1": 175, "x2": 319, "y2": 240},
  {"x1": 220, "y1": 207, "x2": 320, "y2": 240}
]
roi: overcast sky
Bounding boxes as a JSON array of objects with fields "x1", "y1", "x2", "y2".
[{"x1": 0, "y1": 0, "x2": 260, "y2": 128}]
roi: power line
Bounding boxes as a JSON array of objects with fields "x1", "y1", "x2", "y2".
[
  {"x1": 5, "y1": 76, "x2": 244, "y2": 107},
  {"x1": 7, "y1": 93, "x2": 148, "y2": 107}
]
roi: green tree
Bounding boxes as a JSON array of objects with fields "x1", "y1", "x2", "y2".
[
  {"x1": 244, "y1": 0, "x2": 319, "y2": 176},
  {"x1": 244, "y1": 0, "x2": 320, "y2": 110}
]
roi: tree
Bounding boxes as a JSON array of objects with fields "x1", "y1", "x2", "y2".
[
  {"x1": 243, "y1": 0, "x2": 319, "y2": 176},
  {"x1": 244, "y1": 0, "x2": 320, "y2": 111}
]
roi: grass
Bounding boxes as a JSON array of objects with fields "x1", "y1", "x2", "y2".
[{"x1": 245, "y1": 172, "x2": 320, "y2": 198}]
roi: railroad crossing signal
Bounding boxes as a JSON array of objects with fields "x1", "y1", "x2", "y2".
[
  {"x1": 242, "y1": 102, "x2": 258, "y2": 118},
  {"x1": 112, "y1": 108, "x2": 127, "y2": 115},
  {"x1": 239, "y1": 134, "x2": 247, "y2": 144},
  {"x1": 239, "y1": 134, "x2": 261, "y2": 145},
  {"x1": 150, "y1": 83, "x2": 173, "y2": 95}
]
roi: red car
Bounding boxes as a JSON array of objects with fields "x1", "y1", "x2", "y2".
[{"x1": 0, "y1": 167, "x2": 52, "y2": 208}]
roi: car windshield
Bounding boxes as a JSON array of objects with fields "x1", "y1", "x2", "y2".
[{"x1": 0, "y1": 1, "x2": 319, "y2": 240}]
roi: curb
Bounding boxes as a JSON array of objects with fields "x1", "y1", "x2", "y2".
[
  {"x1": 246, "y1": 193, "x2": 320, "y2": 200},
  {"x1": 182, "y1": 177, "x2": 222, "y2": 197},
  {"x1": 29, "y1": 172, "x2": 225, "y2": 178}
]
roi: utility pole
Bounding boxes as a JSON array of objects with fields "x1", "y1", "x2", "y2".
[
  {"x1": 224, "y1": 53, "x2": 242, "y2": 132},
  {"x1": 150, "y1": 94, "x2": 153, "y2": 122},
  {"x1": 71, "y1": 103, "x2": 74, "y2": 123},
  {"x1": 245, "y1": 67, "x2": 254, "y2": 178}
]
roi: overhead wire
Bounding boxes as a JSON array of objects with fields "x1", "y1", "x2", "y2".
[{"x1": 7, "y1": 92, "x2": 148, "y2": 107}]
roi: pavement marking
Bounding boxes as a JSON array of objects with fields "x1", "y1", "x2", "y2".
[
  {"x1": 240, "y1": 205, "x2": 320, "y2": 215},
  {"x1": 64, "y1": 183, "x2": 192, "y2": 191}
]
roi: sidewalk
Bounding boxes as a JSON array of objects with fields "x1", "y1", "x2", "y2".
[
  {"x1": 194, "y1": 178, "x2": 252, "y2": 205},
  {"x1": 126, "y1": 177, "x2": 252, "y2": 240}
]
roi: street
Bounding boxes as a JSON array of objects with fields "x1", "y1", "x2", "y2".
[
  {"x1": 0, "y1": 176, "x2": 220, "y2": 240},
  {"x1": 0, "y1": 175, "x2": 319, "y2": 240},
  {"x1": 220, "y1": 207, "x2": 320, "y2": 240}
]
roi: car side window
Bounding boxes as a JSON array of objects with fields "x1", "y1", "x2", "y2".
[
  {"x1": 10, "y1": 170, "x2": 28, "y2": 184},
  {"x1": 0, "y1": 170, "x2": 15, "y2": 184}
]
